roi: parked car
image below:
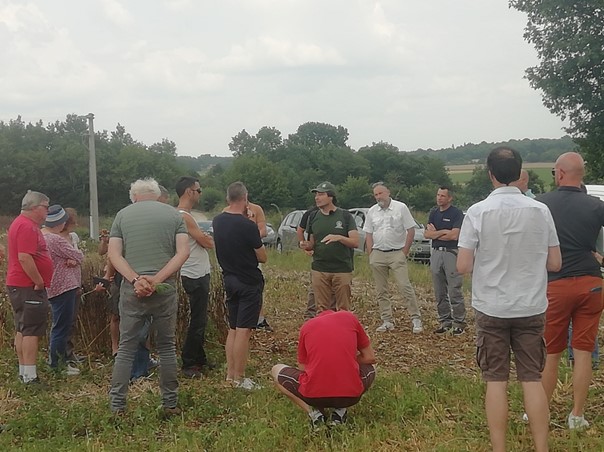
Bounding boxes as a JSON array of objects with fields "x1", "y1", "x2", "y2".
[
  {"x1": 348, "y1": 207, "x2": 431, "y2": 262},
  {"x1": 196, "y1": 220, "x2": 214, "y2": 236},
  {"x1": 263, "y1": 223, "x2": 277, "y2": 247},
  {"x1": 276, "y1": 210, "x2": 305, "y2": 253}
]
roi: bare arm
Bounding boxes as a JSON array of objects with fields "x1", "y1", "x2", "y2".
[
  {"x1": 357, "y1": 345, "x2": 376, "y2": 365},
  {"x1": 18, "y1": 253, "x2": 44, "y2": 289},
  {"x1": 365, "y1": 232, "x2": 374, "y2": 254},
  {"x1": 255, "y1": 245, "x2": 268, "y2": 263},
  {"x1": 403, "y1": 227, "x2": 415, "y2": 256},
  {"x1": 182, "y1": 213, "x2": 214, "y2": 249},
  {"x1": 322, "y1": 229, "x2": 359, "y2": 249},
  {"x1": 150, "y1": 233, "x2": 190, "y2": 284},
  {"x1": 456, "y1": 247, "x2": 474, "y2": 274},
  {"x1": 296, "y1": 226, "x2": 305, "y2": 242},
  {"x1": 546, "y1": 245, "x2": 562, "y2": 272},
  {"x1": 424, "y1": 224, "x2": 460, "y2": 241}
]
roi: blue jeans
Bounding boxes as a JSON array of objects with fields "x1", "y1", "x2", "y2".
[
  {"x1": 131, "y1": 320, "x2": 151, "y2": 380},
  {"x1": 49, "y1": 288, "x2": 78, "y2": 368},
  {"x1": 567, "y1": 322, "x2": 600, "y2": 363}
]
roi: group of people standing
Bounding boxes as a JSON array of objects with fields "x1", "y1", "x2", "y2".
[{"x1": 4, "y1": 148, "x2": 604, "y2": 444}]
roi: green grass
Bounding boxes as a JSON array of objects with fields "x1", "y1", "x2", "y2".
[{"x1": 1, "y1": 249, "x2": 603, "y2": 451}]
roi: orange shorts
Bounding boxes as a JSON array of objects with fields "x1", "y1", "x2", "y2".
[{"x1": 545, "y1": 276, "x2": 604, "y2": 354}]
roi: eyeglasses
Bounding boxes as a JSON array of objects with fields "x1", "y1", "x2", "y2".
[
  {"x1": 191, "y1": 188, "x2": 202, "y2": 194},
  {"x1": 37, "y1": 204, "x2": 50, "y2": 210}
]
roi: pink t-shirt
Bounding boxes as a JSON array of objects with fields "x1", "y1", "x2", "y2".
[
  {"x1": 7, "y1": 215, "x2": 53, "y2": 287},
  {"x1": 44, "y1": 233, "x2": 84, "y2": 299},
  {"x1": 298, "y1": 310, "x2": 370, "y2": 398}
]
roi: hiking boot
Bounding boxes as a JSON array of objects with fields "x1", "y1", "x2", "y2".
[
  {"x1": 568, "y1": 412, "x2": 589, "y2": 430},
  {"x1": 451, "y1": 327, "x2": 465, "y2": 336},
  {"x1": 412, "y1": 318, "x2": 423, "y2": 334},
  {"x1": 234, "y1": 377, "x2": 262, "y2": 391},
  {"x1": 182, "y1": 366, "x2": 203, "y2": 379},
  {"x1": 256, "y1": 318, "x2": 273, "y2": 332},
  {"x1": 161, "y1": 406, "x2": 182, "y2": 420},
  {"x1": 376, "y1": 321, "x2": 395, "y2": 333},
  {"x1": 329, "y1": 409, "x2": 348, "y2": 426},
  {"x1": 434, "y1": 325, "x2": 452, "y2": 334}
]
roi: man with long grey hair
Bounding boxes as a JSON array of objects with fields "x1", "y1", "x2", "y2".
[{"x1": 108, "y1": 177, "x2": 189, "y2": 416}]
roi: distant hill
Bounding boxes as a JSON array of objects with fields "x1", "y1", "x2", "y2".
[
  {"x1": 407, "y1": 136, "x2": 575, "y2": 165},
  {"x1": 176, "y1": 154, "x2": 234, "y2": 174}
]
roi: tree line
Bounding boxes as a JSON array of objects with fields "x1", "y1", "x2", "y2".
[{"x1": 0, "y1": 116, "x2": 573, "y2": 219}]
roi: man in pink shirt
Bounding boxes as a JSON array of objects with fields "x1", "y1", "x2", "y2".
[{"x1": 6, "y1": 191, "x2": 54, "y2": 384}]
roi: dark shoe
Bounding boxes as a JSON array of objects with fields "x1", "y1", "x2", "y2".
[
  {"x1": 329, "y1": 410, "x2": 347, "y2": 426},
  {"x1": 451, "y1": 327, "x2": 465, "y2": 336},
  {"x1": 161, "y1": 406, "x2": 182, "y2": 420},
  {"x1": 66, "y1": 353, "x2": 86, "y2": 364},
  {"x1": 148, "y1": 357, "x2": 159, "y2": 371},
  {"x1": 257, "y1": 318, "x2": 273, "y2": 332},
  {"x1": 182, "y1": 366, "x2": 203, "y2": 378},
  {"x1": 433, "y1": 325, "x2": 452, "y2": 334}
]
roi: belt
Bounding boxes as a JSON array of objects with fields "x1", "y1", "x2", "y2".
[
  {"x1": 377, "y1": 248, "x2": 402, "y2": 253},
  {"x1": 433, "y1": 247, "x2": 458, "y2": 251}
]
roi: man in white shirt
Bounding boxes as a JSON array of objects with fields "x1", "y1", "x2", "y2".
[
  {"x1": 457, "y1": 147, "x2": 561, "y2": 452},
  {"x1": 176, "y1": 176, "x2": 215, "y2": 378},
  {"x1": 363, "y1": 182, "x2": 423, "y2": 333}
]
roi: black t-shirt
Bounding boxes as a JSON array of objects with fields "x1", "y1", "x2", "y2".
[
  {"x1": 428, "y1": 205, "x2": 464, "y2": 249},
  {"x1": 212, "y1": 212, "x2": 264, "y2": 285},
  {"x1": 538, "y1": 186, "x2": 604, "y2": 281},
  {"x1": 299, "y1": 206, "x2": 319, "y2": 239}
]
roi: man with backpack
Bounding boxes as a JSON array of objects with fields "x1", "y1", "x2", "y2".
[{"x1": 300, "y1": 182, "x2": 358, "y2": 312}]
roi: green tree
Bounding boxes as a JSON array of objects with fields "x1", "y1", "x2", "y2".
[
  {"x1": 462, "y1": 166, "x2": 492, "y2": 207},
  {"x1": 337, "y1": 176, "x2": 372, "y2": 209},
  {"x1": 510, "y1": 1, "x2": 604, "y2": 179},
  {"x1": 287, "y1": 122, "x2": 349, "y2": 148}
]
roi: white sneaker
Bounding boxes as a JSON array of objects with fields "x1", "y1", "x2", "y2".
[
  {"x1": 234, "y1": 377, "x2": 262, "y2": 391},
  {"x1": 568, "y1": 412, "x2": 589, "y2": 429},
  {"x1": 66, "y1": 364, "x2": 80, "y2": 376},
  {"x1": 376, "y1": 321, "x2": 395, "y2": 333},
  {"x1": 412, "y1": 318, "x2": 423, "y2": 334}
]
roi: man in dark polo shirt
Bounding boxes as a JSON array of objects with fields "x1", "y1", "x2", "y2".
[
  {"x1": 538, "y1": 152, "x2": 604, "y2": 430},
  {"x1": 213, "y1": 181, "x2": 267, "y2": 390},
  {"x1": 300, "y1": 182, "x2": 358, "y2": 312},
  {"x1": 425, "y1": 186, "x2": 466, "y2": 335}
]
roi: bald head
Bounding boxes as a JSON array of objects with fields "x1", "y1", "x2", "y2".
[
  {"x1": 554, "y1": 152, "x2": 584, "y2": 187},
  {"x1": 511, "y1": 169, "x2": 530, "y2": 192}
]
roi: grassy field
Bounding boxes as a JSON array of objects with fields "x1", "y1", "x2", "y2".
[
  {"x1": 0, "y1": 249, "x2": 603, "y2": 451},
  {"x1": 448, "y1": 163, "x2": 554, "y2": 186}
]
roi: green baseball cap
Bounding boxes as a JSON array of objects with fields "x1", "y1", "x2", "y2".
[{"x1": 311, "y1": 181, "x2": 336, "y2": 194}]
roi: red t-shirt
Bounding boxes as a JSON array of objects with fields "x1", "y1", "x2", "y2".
[
  {"x1": 6, "y1": 214, "x2": 54, "y2": 287},
  {"x1": 298, "y1": 310, "x2": 371, "y2": 398}
]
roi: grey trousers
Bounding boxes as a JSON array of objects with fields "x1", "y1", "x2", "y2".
[
  {"x1": 109, "y1": 281, "x2": 179, "y2": 412},
  {"x1": 430, "y1": 249, "x2": 466, "y2": 328}
]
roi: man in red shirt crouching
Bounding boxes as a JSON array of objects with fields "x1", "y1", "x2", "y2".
[{"x1": 271, "y1": 310, "x2": 376, "y2": 428}]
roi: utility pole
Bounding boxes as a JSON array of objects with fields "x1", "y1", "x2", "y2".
[{"x1": 86, "y1": 113, "x2": 100, "y2": 241}]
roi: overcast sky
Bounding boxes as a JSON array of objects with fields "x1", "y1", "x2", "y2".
[{"x1": 0, "y1": 0, "x2": 566, "y2": 157}]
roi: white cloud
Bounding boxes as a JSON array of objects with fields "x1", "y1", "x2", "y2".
[{"x1": 99, "y1": 0, "x2": 132, "y2": 27}]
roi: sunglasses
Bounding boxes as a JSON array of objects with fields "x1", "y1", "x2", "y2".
[{"x1": 191, "y1": 188, "x2": 202, "y2": 193}]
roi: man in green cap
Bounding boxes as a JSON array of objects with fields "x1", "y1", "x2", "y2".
[{"x1": 300, "y1": 182, "x2": 359, "y2": 312}]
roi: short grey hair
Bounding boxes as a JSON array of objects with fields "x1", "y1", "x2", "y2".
[
  {"x1": 129, "y1": 178, "x2": 161, "y2": 203},
  {"x1": 21, "y1": 190, "x2": 49, "y2": 211},
  {"x1": 226, "y1": 181, "x2": 247, "y2": 203}
]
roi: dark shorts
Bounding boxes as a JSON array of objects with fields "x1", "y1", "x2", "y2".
[
  {"x1": 475, "y1": 310, "x2": 546, "y2": 382},
  {"x1": 7, "y1": 286, "x2": 50, "y2": 337},
  {"x1": 224, "y1": 274, "x2": 263, "y2": 329},
  {"x1": 107, "y1": 282, "x2": 121, "y2": 316},
  {"x1": 277, "y1": 364, "x2": 376, "y2": 409}
]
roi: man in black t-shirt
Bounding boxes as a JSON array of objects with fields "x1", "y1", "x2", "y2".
[{"x1": 213, "y1": 182, "x2": 267, "y2": 390}]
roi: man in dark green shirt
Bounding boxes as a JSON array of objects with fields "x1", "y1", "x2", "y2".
[{"x1": 301, "y1": 182, "x2": 359, "y2": 312}]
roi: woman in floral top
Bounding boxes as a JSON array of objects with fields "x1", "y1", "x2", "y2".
[{"x1": 42, "y1": 205, "x2": 84, "y2": 375}]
